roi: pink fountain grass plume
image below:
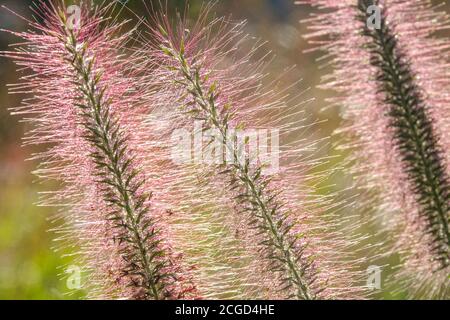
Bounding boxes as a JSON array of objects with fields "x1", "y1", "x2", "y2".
[
  {"x1": 301, "y1": 0, "x2": 450, "y2": 298},
  {"x1": 133, "y1": 4, "x2": 370, "y2": 300},
  {"x1": 2, "y1": 0, "x2": 198, "y2": 299},
  {"x1": 131, "y1": 84, "x2": 266, "y2": 299}
]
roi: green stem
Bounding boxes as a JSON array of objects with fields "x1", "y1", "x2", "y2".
[
  {"x1": 60, "y1": 13, "x2": 166, "y2": 299},
  {"x1": 164, "y1": 43, "x2": 314, "y2": 299}
]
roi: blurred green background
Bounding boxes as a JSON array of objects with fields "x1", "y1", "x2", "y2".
[{"x1": 0, "y1": 0, "x2": 448, "y2": 300}]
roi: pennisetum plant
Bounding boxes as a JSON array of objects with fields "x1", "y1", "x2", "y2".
[
  {"x1": 134, "y1": 5, "x2": 370, "y2": 299},
  {"x1": 301, "y1": 0, "x2": 450, "y2": 298},
  {"x1": 3, "y1": 0, "x2": 370, "y2": 300},
  {"x1": 2, "y1": 1, "x2": 198, "y2": 299}
]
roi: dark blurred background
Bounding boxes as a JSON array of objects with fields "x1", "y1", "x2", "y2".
[{"x1": 0, "y1": 0, "x2": 448, "y2": 299}]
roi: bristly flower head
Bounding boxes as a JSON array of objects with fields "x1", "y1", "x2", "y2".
[
  {"x1": 132, "y1": 4, "x2": 371, "y2": 299},
  {"x1": 2, "y1": 0, "x2": 198, "y2": 299},
  {"x1": 301, "y1": 0, "x2": 450, "y2": 298}
]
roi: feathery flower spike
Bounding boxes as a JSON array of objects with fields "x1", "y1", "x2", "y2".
[
  {"x1": 2, "y1": 0, "x2": 197, "y2": 299},
  {"x1": 301, "y1": 0, "x2": 450, "y2": 298},
  {"x1": 136, "y1": 5, "x2": 369, "y2": 299}
]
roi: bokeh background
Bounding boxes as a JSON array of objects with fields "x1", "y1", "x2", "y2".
[{"x1": 0, "y1": 0, "x2": 448, "y2": 299}]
